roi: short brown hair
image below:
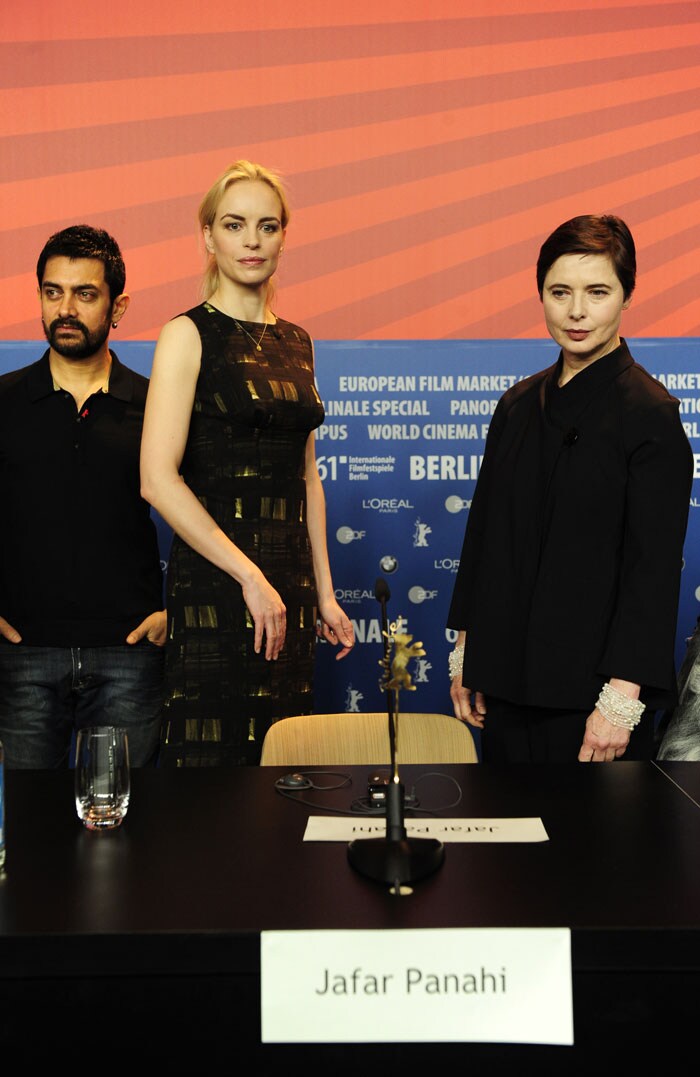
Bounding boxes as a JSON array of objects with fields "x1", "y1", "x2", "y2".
[{"x1": 536, "y1": 215, "x2": 636, "y2": 301}]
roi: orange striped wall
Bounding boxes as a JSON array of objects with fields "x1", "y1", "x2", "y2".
[{"x1": 1, "y1": 0, "x2": 698, "y2": 340}]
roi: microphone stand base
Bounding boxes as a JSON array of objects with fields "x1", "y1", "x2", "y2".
[{"x1": 347, "y1": 836, "x2": 445, "y2": 886}]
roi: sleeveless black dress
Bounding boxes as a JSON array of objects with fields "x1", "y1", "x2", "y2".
[{"x1": 160, "y1": 302, "x2": 325, "y2": 766}]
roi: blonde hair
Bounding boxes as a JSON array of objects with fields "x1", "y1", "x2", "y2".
[{"x1": 198, "y1": 160, "x2": 290, "y2": 301}]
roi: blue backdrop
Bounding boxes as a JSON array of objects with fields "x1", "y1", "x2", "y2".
[{"x1": 2, "y1": 338, "x2": 698, "y2": 723}]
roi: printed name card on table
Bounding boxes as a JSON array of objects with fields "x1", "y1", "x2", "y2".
[
  {"x1": 303, "y1": 816, "x2": 549, "y2": 842},
  {"x1": 261, "y1": 927, "x2": 573, "y2": 1045}
]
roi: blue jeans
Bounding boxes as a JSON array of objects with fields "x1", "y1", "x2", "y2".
[
  {"x1": 656, "y1": 623, "x2": 700, "y2": 761},
  {"x1": 0, "y1": 641, "x2": 164, "y2": 768}
]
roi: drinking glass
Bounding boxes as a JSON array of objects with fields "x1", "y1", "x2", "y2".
[{"x1": 74, "y1": 726, "x2": 130, "y2": 830}]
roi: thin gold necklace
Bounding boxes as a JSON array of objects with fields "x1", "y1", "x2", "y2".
[{"x1": 234, "y1": 318, "x2": 268, "y2": 352}]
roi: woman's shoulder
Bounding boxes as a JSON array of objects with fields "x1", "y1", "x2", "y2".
[
  {"x1": 274, "y1": 315, "x2": 312, "y2": 345},
  {"x1": 614, "y1": 352, "x2": 689, "y2": 455},
  {"x1": 615, "y1": 355, "x2": 683, "y2": 422},
  {"x1": 499, "y1": 363, "x2": 553, "y2": 412},
  {"x1": 153, "y1": 310, "x2": 204, "y2": 373},
  {"x1": 171, "y1": 303, "x2": 211, "y2": 332},
  {"x1": 270, "y1": 317, "x2": 315, "y2": 371}
]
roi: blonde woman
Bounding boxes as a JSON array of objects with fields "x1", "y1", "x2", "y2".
[{"x1": 141, "y1": 162, "x2": 353, "y2": 766}]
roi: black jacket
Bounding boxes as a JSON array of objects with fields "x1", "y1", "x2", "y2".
[{"x1": 448, "y1": 341, "x2": 693, "y2": 711}]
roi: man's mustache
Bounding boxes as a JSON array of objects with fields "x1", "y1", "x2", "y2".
[{"x1": 51, "y1": 318, "x2": 87, "y2": 333}]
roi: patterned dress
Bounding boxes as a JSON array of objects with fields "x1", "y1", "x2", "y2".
[{"x1": 160, "y1": 302, "x2": 325, "y2": 766}]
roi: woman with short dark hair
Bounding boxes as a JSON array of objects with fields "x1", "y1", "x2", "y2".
[{"x1": 448, "y1": 214, "x2": 692, "y2": 763}]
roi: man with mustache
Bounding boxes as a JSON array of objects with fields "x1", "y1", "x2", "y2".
[{"x1": 0, "y1": 225, "x2": 165, "y2": 767}]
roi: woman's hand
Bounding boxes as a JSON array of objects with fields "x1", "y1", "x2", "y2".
[
  {"x1": 316, "y1": 597, "x2": 355, "y2": 660},
  {"x1": 242, "y1": 570, "x2": 287, "y2": 660},
  {"x1": 578, "y1": 677, "x2": 640, "y2": 761},
  {"x1": 578, "y1": 708, "x2": 631, "y2": 762},
  {"x1": 450, "y1": 672, "x2": 487, "y2": 728}
]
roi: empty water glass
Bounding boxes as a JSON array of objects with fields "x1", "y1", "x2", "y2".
[{"x1": 74, "y1": 727, "x2": 130, "y2": 830}]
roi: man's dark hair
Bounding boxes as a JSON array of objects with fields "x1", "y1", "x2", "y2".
[
  {"x1": 536, "y1": 214, "x2": 636, "y2": 301},
  {"x1": 36, "y1": 224, "x2": 126, "y2": 303}
]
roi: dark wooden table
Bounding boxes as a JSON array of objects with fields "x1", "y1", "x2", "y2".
[{"x1": 1, "y1": 762, "x2": 699, "y2": 1068}]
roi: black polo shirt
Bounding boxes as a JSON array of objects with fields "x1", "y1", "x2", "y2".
[{"x1": 0, "y1": 350, "x2": 163, "y2": 646}]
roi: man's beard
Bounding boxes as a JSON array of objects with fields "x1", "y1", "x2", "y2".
[{"x1": 43, "y1": 314, "x2": 111, "y2": 359}]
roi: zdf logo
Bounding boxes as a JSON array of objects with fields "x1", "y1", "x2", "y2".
[
  {"x1": 408, "y1": 586, "x2": 438, "y2": 604},
  {"x1": 444, "y1": 495, "x2": 471, "y2": 513},
  {"x1": 336, "y1": 526, "x2": 367, "y2": 544}
]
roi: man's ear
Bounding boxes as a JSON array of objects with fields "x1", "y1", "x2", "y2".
[{"x1": 110, "y1": 293, "x2": 131, "y2": 327}]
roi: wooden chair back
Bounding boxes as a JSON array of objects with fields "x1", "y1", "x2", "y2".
[{"x1": 260, "y1": 711, "x2": 478, "y2": 765}]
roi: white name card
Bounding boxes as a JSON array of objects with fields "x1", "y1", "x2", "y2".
[
  {"x1": 303, "y1": 816, "x2": 549, "y2": 842},
  {"x1": 261, "y1": 927, "x2": 573, "y2": 1045}
]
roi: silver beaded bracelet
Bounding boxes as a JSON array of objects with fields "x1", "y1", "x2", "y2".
[
  {"x1": 448, "y1": 644, "x2": 465, "y2": 680},
  {"x1": 596, "y1": 681, "x2": 645, "y2": 730}
]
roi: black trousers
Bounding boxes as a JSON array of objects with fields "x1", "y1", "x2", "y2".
[{"x1": 481, "y1": 696, "x2": 654, "y2": 764}]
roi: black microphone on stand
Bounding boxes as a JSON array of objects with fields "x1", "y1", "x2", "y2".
[
  {"x1": 374, "y1": 577, "x2": 395, "y2": 765},
  {"x1": 347, "y1": 579, "x2": 444, "y2": 890},
  {"x1": 374, "y1": 575, "x2": 390, "y2": 622}
]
